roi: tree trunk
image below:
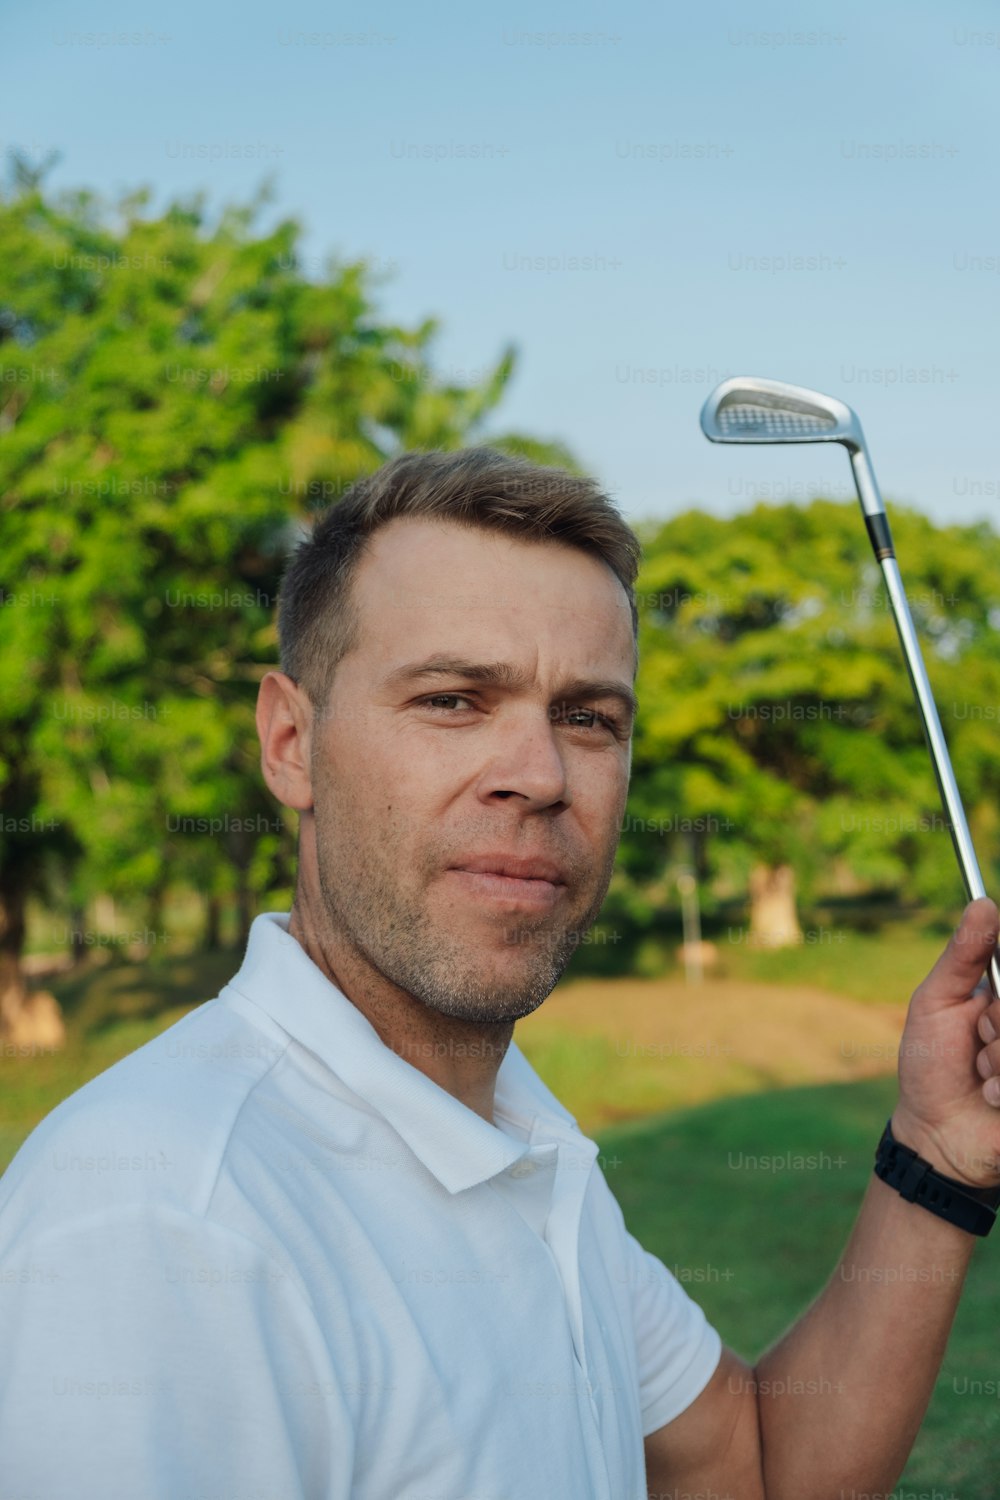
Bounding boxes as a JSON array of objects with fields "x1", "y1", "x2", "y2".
[
  {"x1": 205, "y1": 891, "x2": 223, "y2": 950},
  {"x1": 748, "y1": 863, "x2": 802, "y2": 949},
  {"x1": 225, "y1": 830, "x2": 254, "y2": 951},
  {"x1": 235, "y1": 877, "x2": 252, "y2": 952},
  {"x1": 691, "y1": 829, "x2": 710, "y2": 886},
  {"x1": 0, "y1": 872, "x2": 29, "y2": 1035},
  {"x1": 93, "y1": 891, "x2": 117, "y2": 936},
  {"x1": 148, "y1": 884, "x2": 165, "y2": 942},
  {"x1": 140, "y1": 881, "x2": 167, "y2": 959},
  {"x1": 0, "y1": 870, "x2": 65, "y2": 1051},
  {"x1": 68, "y1": 903, "x2": 87, "y2": 966}
]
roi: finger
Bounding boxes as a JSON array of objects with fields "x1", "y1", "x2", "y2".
[
  {"x1": 915, "y1": 898, "x2": 1000, "y2": 1010},
  {"x1": 978, "y1": 1000, "x2": 1000, "y2": 1045},
  {"x1": 976, "y1": 1040, "x2": 1000, "y2": 1081}
]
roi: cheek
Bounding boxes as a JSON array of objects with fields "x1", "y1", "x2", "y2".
[
  {"x1": 326, "y1": 722, "x2": 452, "y2": 817},
  {"x1": 577, "y1": 756, "x2": 630, "y2": 810}
]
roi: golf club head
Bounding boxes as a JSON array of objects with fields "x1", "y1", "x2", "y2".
[{"x1": 700, "y1": 376, "x2": 864, "y2": 454}]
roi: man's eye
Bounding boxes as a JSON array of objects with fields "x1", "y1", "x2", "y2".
[
  {"x1": 421, "y1": 694, "x2": 474, "y2": 712},
  {"x1": 553, "y1": 707, "x2": 622, "y2": 733}
]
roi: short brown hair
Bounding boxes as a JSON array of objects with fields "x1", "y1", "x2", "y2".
[{"x1": 277, "y1": 446, "x2": 641, "y2": 709}]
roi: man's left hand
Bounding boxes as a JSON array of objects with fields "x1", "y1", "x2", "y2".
[{"x1": 892, "y1": 895, "x2": 1000, "y2": 1191}]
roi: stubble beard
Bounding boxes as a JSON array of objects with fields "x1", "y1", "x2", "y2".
[{"x1": 310, "y1": 772, "x2": 619, "y2": 1025}]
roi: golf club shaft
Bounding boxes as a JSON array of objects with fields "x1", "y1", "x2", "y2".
[{"x1": 851, "y1": 450, "x2": 1000, "y2": 997}]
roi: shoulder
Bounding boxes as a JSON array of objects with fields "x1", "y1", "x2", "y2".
[{"x1": 0, "y1": 994, "x2": 290, "y2": 1244}]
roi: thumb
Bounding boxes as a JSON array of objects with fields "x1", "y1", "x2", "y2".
[{"x1": 912, "y1": 897, "x2": 999, "y2": 1012}]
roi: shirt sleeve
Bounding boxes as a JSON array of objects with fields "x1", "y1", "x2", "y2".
[
  {"x1": 0, "y1": 1205, "x2": 356, "y2": 1500},
  {"x1": 621, "y1": 1223, "x2": 723, "y2": 1436}
]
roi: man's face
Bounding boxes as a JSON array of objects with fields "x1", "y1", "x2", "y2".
[{"x1": 307, "y1": 516, "x2": 636, "y2": 1024}]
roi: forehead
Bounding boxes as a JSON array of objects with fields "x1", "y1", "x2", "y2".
[{"x1": 348, "y1": 516, "x2": 635, "y2": 671}]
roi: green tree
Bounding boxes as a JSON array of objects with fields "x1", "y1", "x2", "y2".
[
  {"x1": 0, "y1": 164, "x2": 577, "y2": 1042},
  {"x1": 618, "y1": 500, "x2": 1000, "y2": 952}
]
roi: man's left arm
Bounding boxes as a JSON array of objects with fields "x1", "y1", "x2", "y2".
[{"x1": 644, "y1": 896, "x2": 1000, "y2": 1500}]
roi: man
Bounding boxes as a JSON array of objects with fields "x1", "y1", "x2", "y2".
[{"x1": 1, "y1": 446, "x2": 999, "y2": 1499}]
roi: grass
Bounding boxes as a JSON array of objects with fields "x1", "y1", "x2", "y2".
[
  {"x1": 624, "y1": 907, "x2": 958, "y2": 1007},
  {"x1": 598, "y1": 1077, "x2": 1000, "y2": 1493},
  {"x1": 715, "y1": 916, "x2": 953, "y2": 1006}
]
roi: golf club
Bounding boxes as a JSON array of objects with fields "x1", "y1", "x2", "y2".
[{"x1": 700, "y1": 375, "x2": 1000, "y2": 998}]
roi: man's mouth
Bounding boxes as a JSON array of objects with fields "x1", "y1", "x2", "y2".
[{"x1": 446, "y1": 854, "x2": 568, "y2": 908}]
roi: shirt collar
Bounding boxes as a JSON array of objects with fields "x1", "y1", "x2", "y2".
[{"x1": 221, "y1": 911, "x2": 589, "y2": 1195}]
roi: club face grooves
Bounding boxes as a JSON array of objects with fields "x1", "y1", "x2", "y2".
[
  {"x1": 715, "y1": 399, "x2": 838, "y2": 441},
  {"x1": 701, "y1": 376, "x2": 859, "y2": 449}
]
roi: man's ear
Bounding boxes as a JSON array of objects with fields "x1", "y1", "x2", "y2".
[{"x1": 256, "y1": 671, "x2": 315, "y2": 812}]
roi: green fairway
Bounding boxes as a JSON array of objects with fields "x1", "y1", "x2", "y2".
[{"x1": 598, "y1": 1075, "x2": 999, "y2": 1493}]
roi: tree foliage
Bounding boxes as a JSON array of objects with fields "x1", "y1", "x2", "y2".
[
  {"x1": 0, "y1": 168, "x2": 571, "y2": 1020},
  {"x1": 610, "y1": 500, "x2": 1000, "y2": 948}
]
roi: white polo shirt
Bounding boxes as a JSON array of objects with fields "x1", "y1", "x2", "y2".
[{"x1": 0, "y1": 911, "x2": 721, "y2": 1498}]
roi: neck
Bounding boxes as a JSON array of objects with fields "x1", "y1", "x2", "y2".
[{"x1": 288, "y1": 887, "x2": 512, "y2": 1126}]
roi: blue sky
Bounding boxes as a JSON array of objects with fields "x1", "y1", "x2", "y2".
[{"x1": 4, "y1": 0, "x2": 1000, "y2": 529}]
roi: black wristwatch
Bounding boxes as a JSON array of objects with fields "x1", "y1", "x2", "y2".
[{"x1": 873, "y1": 1118, "x2": 1000, "y2": 1238}]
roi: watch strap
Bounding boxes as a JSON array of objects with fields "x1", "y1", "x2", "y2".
[{"x1": 873, "y1": 1118, "x2": 1000, "y2": 1237}]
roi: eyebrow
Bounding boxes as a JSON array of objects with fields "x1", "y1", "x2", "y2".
[{"x1": 381, "y1": 655, "x2": 639, "y2": 723}]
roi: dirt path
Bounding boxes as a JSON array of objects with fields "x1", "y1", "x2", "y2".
[{"x1": 516, "y1": 975, "x2": 910, "y2": 1133}]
